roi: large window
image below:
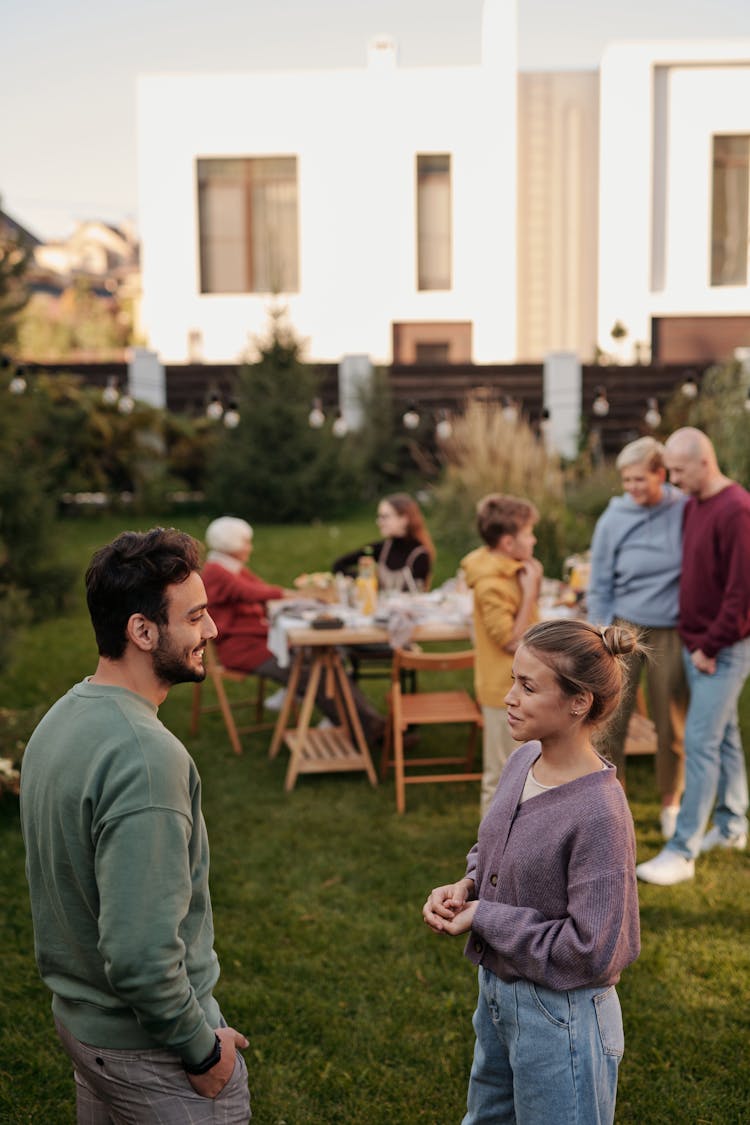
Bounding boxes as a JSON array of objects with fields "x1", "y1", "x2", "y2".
[
  {"x1": 197, "y1": 157, "x2": 299, "y2": 294},
  {"x1": 710, "y1": 135, "x2": 749, "y2": 287},
  {"x1": 416, "y1": 154, "x2": 452, "y2": 290}
]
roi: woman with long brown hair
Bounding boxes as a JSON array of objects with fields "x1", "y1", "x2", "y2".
[{"x1": 332, "y1": 492, "x2": 435, "y2": 592}]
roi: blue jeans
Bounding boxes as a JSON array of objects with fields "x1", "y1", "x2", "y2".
[
  {"x1": 462, "y1": 967, "x2": 623, "y2": 1125},
  {"x1": 668, "y1": 638, "x2": 750, "y2": 859}
]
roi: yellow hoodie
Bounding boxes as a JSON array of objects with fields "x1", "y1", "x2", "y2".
[{"x1": 461, "y1": 545, "x2": 539, "y2": 708}]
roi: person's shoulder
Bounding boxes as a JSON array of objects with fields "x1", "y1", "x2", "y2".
[
  {"x1": 726, "y1": 481, "x2": 750, "y2": 509},
  {"x1": 202, "y1": 560, "x2": 232, "y2": 585},
  {"x1": 101, "y1": 700, "x2": 194, "y2": 814},
  {"x1": 662, "y1": 483, "x2": 688, "y2": 509}
]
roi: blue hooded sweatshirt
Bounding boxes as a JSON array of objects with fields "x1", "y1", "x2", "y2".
[{"x1": 587, "y1": 483, "x2": 686, "y2": 628}]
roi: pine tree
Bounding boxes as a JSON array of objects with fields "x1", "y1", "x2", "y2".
[{"x1": 205, "y1": 309, "x2": 358, "y2": 522}]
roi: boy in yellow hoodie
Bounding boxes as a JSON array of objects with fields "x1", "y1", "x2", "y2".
[{"x1": 462, "y1": 494, "x2": 543, "y2": 816}]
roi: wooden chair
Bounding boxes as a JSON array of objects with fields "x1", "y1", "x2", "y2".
[
  {"x1": 347, "y1": 644, "x2": 418, "y2": 693},
  {"x1": 190, "y1": 641, "x2": 274, "y2": 755},
  {"x1": 381, "y1": 647, "x2": 483, "y2": 813}
]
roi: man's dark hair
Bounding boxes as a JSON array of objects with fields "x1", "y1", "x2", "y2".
[{"x1": 86, "y1": 528, "x2": 203, "y2": 659}]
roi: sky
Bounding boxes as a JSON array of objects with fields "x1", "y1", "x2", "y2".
[{"x1": 3, "y1": 0, "x2": 750, "y2": 242}]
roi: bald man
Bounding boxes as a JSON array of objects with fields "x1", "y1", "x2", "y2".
[{"x1": 636, "y1": 428, "x2": 750, "y2": 885}]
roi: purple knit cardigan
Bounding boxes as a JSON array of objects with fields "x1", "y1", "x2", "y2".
[{"x1": 464, "y1": 741, "x2": 640, "y2": 990}]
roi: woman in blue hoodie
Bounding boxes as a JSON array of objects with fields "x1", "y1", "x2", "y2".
[{"x1": 587, "y1": 436, "x2": 688, "y2": 838}]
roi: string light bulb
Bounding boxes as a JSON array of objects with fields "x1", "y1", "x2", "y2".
[
  {"x1": 332, "y1": 409, "x2": 348, "y2": 438},
  {"x1": 102, "y1": 376, "x2": 119, "y2": 405},
  {"x1": 644, "y1": 397, "x2": 661, "y2": 429},
  {"x1": 592, "y1": 386, "x2": 609, "y2": 417},
  {"x1": 435, "y1": 410, "x2": 453, "y2": 441},
  {"x1": 501, "y1": 396, "x2": 518, "y2": 424},
  {"x1": 223, "y1": 402, "x2": 240, "y2": 429},
  {"x1": 402, "y1": 402, "x2": 420, "y2": 430},
  {"x1": 308, "y1": 398, "x2": 325, "y2": 428},
  {"x1": 206, "y1": 395, "x2": 224, "y2": 420}
]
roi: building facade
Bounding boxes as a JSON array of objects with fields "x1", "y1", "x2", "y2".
[
  {"x1": 137, "y1": 0, "x2": 516, "y2": 365},
  {"x1": 137, "y1": 4, "x2": 750, "y2": 367},
  {"x1": 516, "y1": 71, "x2": 599, "y2": 363},
  {"x1": 598, "y1": 41, "x2": 750, "y2": 363}
]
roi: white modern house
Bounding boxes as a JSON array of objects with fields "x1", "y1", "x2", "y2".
[
  {"x1": 137, "y1": 0, "x2": 516, "y2": 365},
  {"x1": 598, "y1": 41, "x2": 750, "y2": 363},
  {"x1": 137, "y1": 0, "x2": 750, "y2": 368}
]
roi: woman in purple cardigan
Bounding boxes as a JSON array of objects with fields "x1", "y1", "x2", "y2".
[{"x1": 423, "y1": 620, "x2": 641, "y2": 1125}]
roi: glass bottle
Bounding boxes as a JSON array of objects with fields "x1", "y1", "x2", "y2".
[{"x1": 355, "y1": 555, "x2": 378, "y2": 616}]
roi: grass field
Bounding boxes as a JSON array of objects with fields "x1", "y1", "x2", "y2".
[{"x1": 1, "y1": 513, "x2": 748, "y2": 1123}]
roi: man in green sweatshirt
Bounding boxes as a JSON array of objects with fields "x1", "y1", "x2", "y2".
[{"x1": 20, "y1": 527, "x2": 251, "y2": 1122}]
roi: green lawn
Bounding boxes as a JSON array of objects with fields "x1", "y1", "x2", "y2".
[{"x1": 1, "y1": 513, "x2": 748, "y2": 1123}]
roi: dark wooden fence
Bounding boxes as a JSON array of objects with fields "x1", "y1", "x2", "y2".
[{"x1": 30, "y1": 358, "x2": 706, "y2": 457}]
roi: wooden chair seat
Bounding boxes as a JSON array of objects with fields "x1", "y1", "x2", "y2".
[
  {"x1": 382, "y1": 647, "x2": 483, "y2": 813},
  {"x1": 191, "y1": 641, "x2": 274, "y2": 755}
]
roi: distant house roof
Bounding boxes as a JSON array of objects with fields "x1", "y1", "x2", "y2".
[{"x1": 0, "y1": 207, "x2": 42, "y2": 248}]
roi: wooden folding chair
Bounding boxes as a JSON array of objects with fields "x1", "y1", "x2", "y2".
[
  {"x1": 381, "y1": 647, "x2": 483, "y2": 813},
  {"x1": 190, "y1": 641, "x2": 274, "y2": 755}
]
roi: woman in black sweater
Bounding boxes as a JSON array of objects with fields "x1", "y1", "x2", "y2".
[{"x1": 332, "y1": 493, "x2": 435, "y2": 591}]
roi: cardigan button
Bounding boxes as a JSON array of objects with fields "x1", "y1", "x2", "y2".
[
  {"x1": 474, "y1": 940, "x2": 483, "y2": 953},
  {"x1": 490, "y1": 873, "x2": 498, "y2": 887}
]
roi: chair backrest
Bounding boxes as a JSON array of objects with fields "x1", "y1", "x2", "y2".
[{"x1": 391, "y1": 647, "x2": 476, "y2": 678}]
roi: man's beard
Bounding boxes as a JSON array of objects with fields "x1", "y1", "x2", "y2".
[{"x1": 152, "y1": 632, "x2": 207, "y2": 686}]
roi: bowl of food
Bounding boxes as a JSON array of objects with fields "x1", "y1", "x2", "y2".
[{"x1": 293, "y1": 571, "x2": 339, "y2": 603}]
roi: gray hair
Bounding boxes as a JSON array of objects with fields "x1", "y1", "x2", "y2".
[
  {"x1": 615, "y1": 436, "x2": 665, "y2": 472},
  {"x1": 205, "y1": 516, "x2": 253, "y2": 553}
]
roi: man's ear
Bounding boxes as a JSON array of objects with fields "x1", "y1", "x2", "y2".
[{"x1": 127, "y1": 614, "x2": 158, "y2": 652}]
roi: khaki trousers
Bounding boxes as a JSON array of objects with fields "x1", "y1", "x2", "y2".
[
  {"x1": 480, "y1": 705, "x2": 518, "y2": 817},
  {"x1": 597, "y1": 622, "x2": 686, "y2": 799},
  {"x1": 55, "y1": 1018, "x2": 251, "y2": 1124}
]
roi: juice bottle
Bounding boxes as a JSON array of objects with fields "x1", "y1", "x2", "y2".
[{"x1": 355, "y1": 556, "x2": 378, "y2": 616}]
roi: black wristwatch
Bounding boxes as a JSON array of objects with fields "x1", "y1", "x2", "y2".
[{"x1": 184, "y1": 1034, "x2": 222, "y2": 1075}]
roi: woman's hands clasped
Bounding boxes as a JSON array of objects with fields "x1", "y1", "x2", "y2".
[{"x1": 422, "y1": 877, "x2": 478, "y2": 936}]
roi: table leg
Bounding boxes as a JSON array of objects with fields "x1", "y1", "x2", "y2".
[
  {"x1": 333, "y1": 651, "x2": 378, "y2": 787},
  {"x1": 284, "y1": 650, "x2": 323, "y2": 792},
  {"x1": 268, "y1": 651, "x2": 304, "y2": 760}
]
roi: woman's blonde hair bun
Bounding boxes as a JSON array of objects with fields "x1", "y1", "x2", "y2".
[{"x1": 599, "y1": 623, "x2": 639, "y2": 657}]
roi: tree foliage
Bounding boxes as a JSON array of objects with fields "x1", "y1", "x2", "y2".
[
  {"x1": 0, "y1": 231, "x2": 31, "y2": 352},
  {"x1": 660, "y1": 360, "x2": 750, "y2": 488},
  {"x1": 204, "y1": 310, "x2": 362, "y2": 522}
]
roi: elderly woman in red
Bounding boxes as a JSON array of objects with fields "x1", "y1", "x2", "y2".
[{"x1": 201, "y1": 516, "x2": 384, "y2": 742}]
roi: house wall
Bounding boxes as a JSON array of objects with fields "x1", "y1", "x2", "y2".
[
  {"x1": 137, "y1": 0, "x2": 516, "y2": 365},
  {"x1": 598, "y1": 42, "x2": 750, "y2": 362},
  {"x1": 517, "y1": 71, "x2": 599, "y2": 362}
]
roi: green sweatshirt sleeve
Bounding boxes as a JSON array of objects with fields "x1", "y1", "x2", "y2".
[{"x1": 94, "y1": 805, "x2": 217, "y2": 1066}]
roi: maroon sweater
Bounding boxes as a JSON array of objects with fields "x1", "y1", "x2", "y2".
[
  {"x1": 202, "y1": 561, "x2": 283, "y2": 673},
  {"x1": 679, "y1": 482, "x2": 750, "y2": 657},
  {"x1": 464, "y1": 741, "x2": 640, "y2": 991}
]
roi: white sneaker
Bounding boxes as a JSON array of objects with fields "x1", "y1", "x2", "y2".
[
  {"x1": 699, "y1": 826, "x2": 747, "y2": 853},
  {"x1": 263, "y1": 688, "x2": 287, "y2": 712},
  {"x1": 636, "y1": 850, "x2": 695, "y2": 885},
  {"x1": 659, "y1": 805, "x2": 680, "y2": 840}
]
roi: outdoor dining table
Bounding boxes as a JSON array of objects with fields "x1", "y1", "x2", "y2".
[{"x1": 266, "y1": 595, "x2": 472, "y2": 792}]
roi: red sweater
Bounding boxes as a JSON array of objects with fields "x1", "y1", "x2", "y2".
[
  {"x1": 202, "y1": 561, "x2": 283, "y2": 673},
  {"x1": 679, "y1": 482, "x2": 750, "y2": 657}
]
